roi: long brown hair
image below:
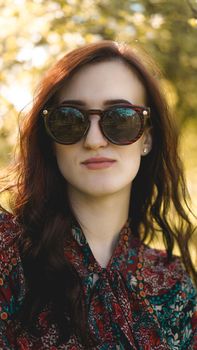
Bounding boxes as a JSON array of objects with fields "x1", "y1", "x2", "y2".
[{"x1": 0, "y1": 41, "x2": 196, "y2": 346}]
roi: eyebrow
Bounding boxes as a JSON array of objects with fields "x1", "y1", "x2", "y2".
[{"x1": 60, "y1": 99, "x2": 133, "y2": 106}]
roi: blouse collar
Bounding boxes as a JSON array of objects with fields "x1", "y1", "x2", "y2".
[{"x1": 65, "y1": 218, "x2": 141, "y2": 276}]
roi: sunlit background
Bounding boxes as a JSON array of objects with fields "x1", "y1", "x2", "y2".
[{"x1": 0, "y1": 0, "x2": 196, "y2": 256}]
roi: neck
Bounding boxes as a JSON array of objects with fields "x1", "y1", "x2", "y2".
[{"x1": 68, "y1": 185, "x2": 131, "y2": 267}]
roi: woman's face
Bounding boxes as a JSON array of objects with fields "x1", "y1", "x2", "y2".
[{"x1": 54, "y1": 60, "x2": 151, "y2": 198}]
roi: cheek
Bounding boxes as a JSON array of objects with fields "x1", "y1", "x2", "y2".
[
  {"x1": 56, "y1": 154, "x2": 70, "y2": 175},
  {"x1": 120, "y1": 152, "x2": 141, "y2": 183},
  {"x1": 54, "y1": 144, "x2": 76, "y2": 179},
  {"x1": 56, "y1": 154, "x2": 73, "y2": 171},
  {"x1": 119, "y1": 143, "x2": 142, "y2": 175}
]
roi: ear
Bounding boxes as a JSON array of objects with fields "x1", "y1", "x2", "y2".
[{"x1": 141, "y1": 129, "x2": 152, "y2": 156}]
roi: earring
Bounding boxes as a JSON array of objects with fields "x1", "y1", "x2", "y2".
[{"x1": 143, "y1": 147, "x2": 148, "y2": 154}]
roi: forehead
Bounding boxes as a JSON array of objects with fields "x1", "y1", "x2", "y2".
[{"x1": 58, "y1": 60, "x2": 146, "y2": 107}]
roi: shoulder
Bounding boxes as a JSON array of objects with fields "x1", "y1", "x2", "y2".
[
  {"x1": 0, "y1": 209, "x2": 22, "y2": 266},
  {"x1": 140, "y1": 243, "x2": 196, "y2": 295},
  {"x1": 0, "y1": 212, "x2": 25, "y2": 345},
  {"x1": 140, "y1": 244, "x2": 197, "y2": 347},
  {"x1": 0, "y1": 211, "x2": 25, "y2": 318},
  {"x1": 0, "y1": 210, "x2": 22, "y2": 278},
  {"x1": 0, "y1": 210, "x2": 22, "y2": 274},
  {"x1": 0, "y1": 212, "x2": 21, "y2": 292},
  {"x1": 0, "y1": 210, "x2": 21, "y2": 249}
]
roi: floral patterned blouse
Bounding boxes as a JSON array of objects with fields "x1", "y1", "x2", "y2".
[{"x1": 0, "y1": 211, "x2": 196, "y2": 349}]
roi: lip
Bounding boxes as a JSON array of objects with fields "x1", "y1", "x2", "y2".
[
  {"x1": 82, "y1": 157, "x2": 115, "y2": 164},
  {"x1": 81, "y1": 157, "x2": 116, "y2": 170}
]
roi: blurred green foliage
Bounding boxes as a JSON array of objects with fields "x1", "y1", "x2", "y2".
[{"x1": 0, "y1": 0, "x2": 197, "y2": 211}]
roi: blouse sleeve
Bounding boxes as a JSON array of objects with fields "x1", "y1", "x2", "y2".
[
  {"x1": 142, "y1": 245, "x2": 197, "y2": 349},
  {"x1": 170, "y1": 268, "x2": 197, "y2": 349},
  {"x1": 0, "y1": 211, "x2": 25, "y2": 349},
  {"x1": 179, "y1": 272, "x2": 197, "y2": 349}
]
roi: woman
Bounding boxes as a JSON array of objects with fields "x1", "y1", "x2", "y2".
[{"x1": 0, "y1": 41, "x2": 196, "y2": 349}]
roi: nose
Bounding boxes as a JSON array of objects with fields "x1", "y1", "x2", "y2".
[{"x1": 83, "y1": 115, "x2": 108, "y2": 150}]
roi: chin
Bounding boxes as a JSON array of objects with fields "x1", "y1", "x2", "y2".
[{"x1": 80, "y1": 182, "x2": 131, "y2": 198}]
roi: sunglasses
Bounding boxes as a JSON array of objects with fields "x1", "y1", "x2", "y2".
[{"x1": 42, "y1": 103, "x2": 150, "y2": 146}]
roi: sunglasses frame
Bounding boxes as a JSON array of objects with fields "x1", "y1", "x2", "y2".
[{"x1": 42, "y1": 103, "x2": 151, "y2": 145}]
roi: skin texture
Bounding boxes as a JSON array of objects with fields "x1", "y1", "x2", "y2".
[{"x1": 54, "y1": 60, "x2": 152, "y2": 267}]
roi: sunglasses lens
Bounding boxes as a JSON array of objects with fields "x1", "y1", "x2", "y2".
[
  {"x1": 102, "y1": 107, "x2": 142, "y2": 144},
  {"x1": 45, "y1": 107, "x2": 87, "y2": 144}
]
